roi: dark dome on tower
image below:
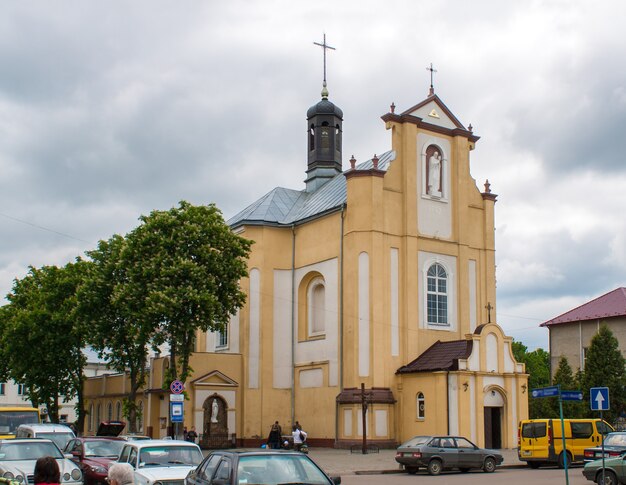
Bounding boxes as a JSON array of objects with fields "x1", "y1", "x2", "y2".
[{"x1": 307, "y1": 98, "x2": 343, "y2": 119}]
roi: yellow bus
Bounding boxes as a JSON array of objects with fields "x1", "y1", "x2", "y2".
[{"x1": 0, "y1": 407, "x2": 41, "y2": 439}]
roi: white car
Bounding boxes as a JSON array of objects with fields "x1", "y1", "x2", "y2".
[
  {"x1": 0, "y1": 438, "x2": 83, "y2": 484},
  {"x1": 116, "y1": 440, "x2": 203, "y2": 485}
]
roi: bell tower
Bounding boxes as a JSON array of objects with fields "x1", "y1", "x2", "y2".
[{"x1": 305, "y1": 35, "x2": 343, "y2": 192}]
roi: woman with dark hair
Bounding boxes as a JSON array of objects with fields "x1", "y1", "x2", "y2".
[{"x1": 34, "y1": 456, "x2": 60, "y2": 485}]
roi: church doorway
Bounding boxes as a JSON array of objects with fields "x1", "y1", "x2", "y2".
[
  {"x1": 201, "y1": 394, "x2": 229, "y2": 449},
  {"x1": 483, "y1": 388, "x2": 505, "y2": 449},
  {"x1": 484, "y1": 407, "x2": 502, "y2": 449}
]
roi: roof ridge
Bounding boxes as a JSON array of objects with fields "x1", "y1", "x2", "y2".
[{"x1": 541, "y1": 287, "x2": 626, "y2": 326}]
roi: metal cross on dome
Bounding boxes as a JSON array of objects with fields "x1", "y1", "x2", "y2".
[
  {"x1": 313, "y1": 34, "x2": 336, "y2": 85},
  {"x1": 426, "y1": 63, "x2": 437, "y2": 95}
]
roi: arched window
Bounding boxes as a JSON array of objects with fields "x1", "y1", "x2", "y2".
[
  {"x1": 308, "y1": 277, "x2": 326, "y2": 336},
  {"x1": 335, "y1": 124, "x2": 341, "y2": 151},
  {"x1": 309, "y1": 124, "x2": 315, "y2": 151},
  {"x1": 88, "y1": 404, "x2": 94, "y2": 432},
  {"x1": 96, "y1": 404, "x2": 101, "y2": 427},
  {"x1": 116, "y1": 401, "x2": 122, "y2": 421},
  {"x1": 417, "y1": 392, "x2": 425, "y2": 419},
  {"x1": 321, "y1": 121, "x2": 330, "y2": 149},
  {"x1": 107, "y1": 402, "x2": 113, "y2": 422},
  {"x1": 427, "y1": 263, "x2": 448, "y2": 325}
]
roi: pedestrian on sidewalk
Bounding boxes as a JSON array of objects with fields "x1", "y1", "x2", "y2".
[
  {"x1": 267, "y1": 421, "x2": 282, "y2": 449},
  {"x1": 292, "y1": 425, "x2": 308, "y2": 452}
]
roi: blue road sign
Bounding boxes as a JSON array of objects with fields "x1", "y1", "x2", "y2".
[
  {"x1": 590, "y1": 387, "x2": 610, "y2": 411},
  {"x1": 531, "y1": 385, "x2": 560, "y2": 398},
  {"x1": 170, "y1": 402, "x2": 184, "y2": 422},
  {"x1": 561, "y1": 390, "x2": 583, "y2": 401}
]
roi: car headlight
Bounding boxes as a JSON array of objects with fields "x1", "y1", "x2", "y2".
[
  {"x1": 3, "y1": 472, "x2": 14, "y2": 479},
  {"x1": 71, "y1": 469, "x2": 82, "y2": 481},
  {"x1": 63, "y1": 473, "x2": 71, "y2": 481},
  {"x1": 15, "y1": 475, "x2": 24, "y2": 483}
]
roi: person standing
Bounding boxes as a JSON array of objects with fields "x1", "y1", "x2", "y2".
[
  {"x1": 267, "y1": 421, "x2": 282, "y2": 449},
  {"x1": 187, "y1": 426, "x2": 198, "y2": 443},
  {"x1": 292, "y1": 425, "x2": 307, "y2": 452}
]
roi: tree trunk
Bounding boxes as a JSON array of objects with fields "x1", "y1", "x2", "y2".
[{"x1": 76, "y1": 375, "x2": 85, "y2": 435}]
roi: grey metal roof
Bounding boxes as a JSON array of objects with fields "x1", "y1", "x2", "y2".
[{"x1": 228, "y1": 150, "x2": 396, "y2": 228}]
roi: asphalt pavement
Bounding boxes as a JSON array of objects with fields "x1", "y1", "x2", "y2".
[{"x1": 307, "y1": 447, "x2": 524, "y2": 476}]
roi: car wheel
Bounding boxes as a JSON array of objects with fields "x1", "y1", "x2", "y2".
[
  {"x1": 597, "y1": 470, "x2": 618, "y2": 485},
  {"x1": 406, "y1": 466, "x2": 419, "y2": 475},
  {"x1": 427, "y1": 459, "x2": 443, "y2": 476},
  {"x1": 557, "y1": 451, "x2": 572, "y2": 469},
  {"x1": 483, "y1": 456, "x2": 496, "y2": 473},
  {"x1": 528, "y1": 462, "x2": 541, "y2": 469},
  {"x1": 460, "y1": 468, "x2": 471, "y2": 473}
]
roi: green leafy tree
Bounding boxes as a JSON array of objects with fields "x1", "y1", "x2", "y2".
[
  {"x1": 123, "y1": 201, "x2": 252, "y2": 384},
  {"x1": 79, "y1": 234, "x2": 155, "y2": 433},
  {"x1": 582, "y1": 324, "x2": 626, "y2": 424},
  {"x1": 513, "y1": 341, "x2": 554, "y2": 418},
  {"x1": 0, "y1": 262, "x2": 87, "y2": 423},
  {"x1": 553, "y1": 356, "x2": 584, "y2": 418}
]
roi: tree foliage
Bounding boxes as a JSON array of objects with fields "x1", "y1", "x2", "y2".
[
  {"x1": 553, "y1": 356, "x2": 584, "y2": 418},
  {"x1": 581, "y1": 324, "x2": 626, "y2": 423},
  {"x1": 0, "y1": 262, "x2": 87, "y2": 423},
  {"x1": 79, "y1": 234, "x2": 155, "y2": 432},
  {"x1": 512, "y1": 341, "x2": 553, "y2": 418}
]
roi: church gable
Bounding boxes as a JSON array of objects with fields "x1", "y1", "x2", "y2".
[
  {"x1": 191, "y1": 370, "x2": 238, "y2": 388},
  {"x1": 402, "y1": 95, "x2": 466, "y2": 131}
]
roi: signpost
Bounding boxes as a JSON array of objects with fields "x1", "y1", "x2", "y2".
[
  {"x1": 169, "y1": 380, "x2": 185, "y2": 439},
  {"x1": 590, "y1": 387, "x2": 610, "y2": 485}
]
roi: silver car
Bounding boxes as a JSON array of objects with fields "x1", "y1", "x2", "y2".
[
  {"x1": 116, "y1": 439, "x2": 203, "y2": 485},
  {"x1": 0, "y1": 438, "x2": 83, "y2": 484},
  {"x1": 395, "y1": 435, "x2": 503, "y2": 475}
]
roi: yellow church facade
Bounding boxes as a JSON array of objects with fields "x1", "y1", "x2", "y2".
[{"x1": 84, "y1": 86, "x2": 528, "y2": 449}]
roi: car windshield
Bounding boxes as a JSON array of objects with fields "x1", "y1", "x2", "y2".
[
  {"x1": 84, "y1": 440, "x2": 124, "y2": 458},
  {"x1": 0, "y1": 441, "x2": 63, "y2": 460},
  {"x1": 0, "y1": 411, "x2": 39, "y2": 435},
  {"x1": 605, "y1": 434, "x2": 626, "y2": 446},
  {"x1": 37, "y1": 432, "x2": 74, "y2": 450},
  {"x1": 237, "y1": 454, "x2": 331, "y2": 484},
  {"x1": 138, "y1": 446, "x2": 203, "y2": 467},
  {"x1": 399, "y1": 436, "x2": 431, "y2": 447}
]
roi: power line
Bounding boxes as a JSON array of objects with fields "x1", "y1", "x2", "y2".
[{"x1": 0, "y1": 211, "x2": 93, "y2": 245}]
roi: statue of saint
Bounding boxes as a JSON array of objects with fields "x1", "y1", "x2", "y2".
[
  {"x1": 427, "y1": 151, "x2": 442, "y2": 196},
  {"x1": 210, "y1": 398, "x2": 219, "y2": 423}
]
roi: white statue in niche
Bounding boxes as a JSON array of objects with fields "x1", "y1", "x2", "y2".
[
  {"x1": 210, "y1": 398, "x2": 219, "y2": 423},
  {"x1": 427, "y1": 150, "x2": 442, "y2": 197}
]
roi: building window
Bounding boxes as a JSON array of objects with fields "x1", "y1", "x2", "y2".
[
  {"x1": 116, "y1": 401, "x2": 122, "y2": 421},
  {"x1": 107, "y1": 402, "x2": 113, "y2": 422},
  {"x1": 582, "y1": 347, "x2": 589, "y2": 369},
  {"x1": 308, "y1": 277, "x2": 326, "y2": 336},
  {"x1": 0, "y1": 383, "x2": 5, "y2": 395},
  {"x1": 417, "y1": 392, "x2": 425, "y2": 419},
  {"x1": 426, "y1": 263, "x2": 448, "y2": 325},
  {"x1": 216, "y1": 324, "x2": 228, "y2": 349},
  {"x1": 17, "y1": 384, "x2": 25, "y2": 395},
  {"x1": 96, "y1": 404, "x2": 101, "y2": 426},
  {"x1": 88, "y1": 404, "x2": 94, "y2": 432}
]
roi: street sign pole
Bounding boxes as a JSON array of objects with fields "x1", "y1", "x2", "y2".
[
  {"x1": 601, "y1": 408, "x2": 605, "y2": 485},
  {"x1": 557, "y1": 386, "x2": 570, "y2": 485}
]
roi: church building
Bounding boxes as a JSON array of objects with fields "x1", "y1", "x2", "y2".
[{"x1": 84, "y1": 73, "x2": 528, "y2": 449}]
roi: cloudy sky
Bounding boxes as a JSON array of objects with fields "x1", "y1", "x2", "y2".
[{"x1": 1, "y1": 1, "x2": 625, "y2": 350}]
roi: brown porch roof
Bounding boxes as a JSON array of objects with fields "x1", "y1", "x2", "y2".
[{"x1": 396, "y1": 339, "x2": 473, "y2": 374}]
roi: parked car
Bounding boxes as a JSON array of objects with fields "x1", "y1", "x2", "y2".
[
  {"x1": 116, "y1": 439, "x2": 203, "y2": 485},
  {"x1": 64, "y1": 437, "x2": 125, "y2": 485},
  {"x1": 395, "y1": 435, "x2": 503, "y2": 475},
  {"x1": 119, "y1": 435, "x2": 151, "y2": 441},
  {"x1": 584, "y1": 432, "x2": 626, "y2": 463},
  {"x1": 15, "y1": 423, "x2": 76, "y2": 451},
  {"x1": 583, "y1": 454, "x2": 626, "y2": 484},
  {"x1": 0, "y1": 438, "x2": 83, "y2": 485},
  {"x1": 185, "y1": 449, "x2": 341, "y2": 485}
]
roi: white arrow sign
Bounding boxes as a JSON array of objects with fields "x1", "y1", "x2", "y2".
[{"x1": 595, "y1": 392, "x2": 604, "y2": 407}]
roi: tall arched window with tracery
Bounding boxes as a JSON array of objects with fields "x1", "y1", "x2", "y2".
[
  {"x1": 308, "y1": 276, "x2": 326, "y2": 336},
  {"x1": 427, "y1": 263, "x2": 448, "y2": 325},
  {"x1": 138, "y1": 401, "x2": 144, "y2": 433},
  {"x1": 116, "y1": 401, "x2": 122, "y2": 421},
  {"x1": 417, "y1": 392, "x2": 425, "y2": 419},
  {"x1": 107, "y1": 402, "x2": 113, "y2": 422},
  {"x1": 88, "y1": 404, "x2": 94, "y2": 432}
]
